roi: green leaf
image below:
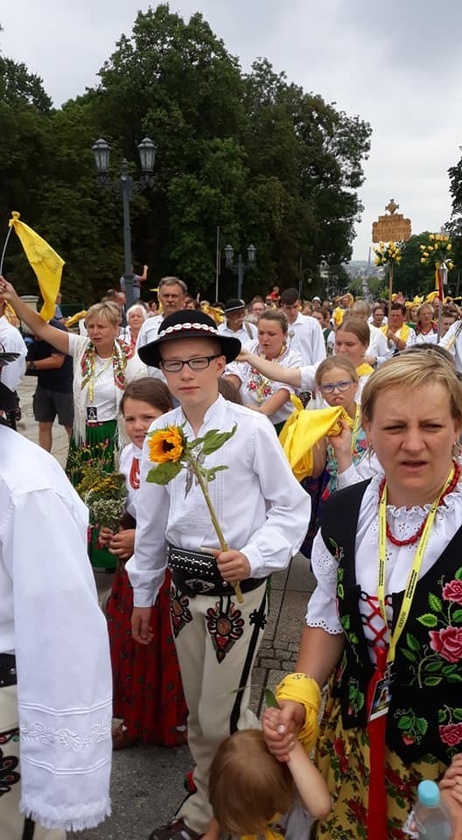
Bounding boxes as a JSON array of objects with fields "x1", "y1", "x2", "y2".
[
  {"x1": 265, "y1": 688, "x2": 280, "y2": 709},
  {"x1": 428, "y1": 593, "x2": 442, "y2": 612},
  {"x1": 146, "y1": 461, "x2": 182, "y2": 485},
  {"x1": 417, "y1": 614, "x2": 438, "y2": 628},
  {"x1": 202, "y1": 465, "x2": 228, "y2": 481},
  {"x1": 401, "y1": 649, "x2": 418, "y2": 663},
  {"x1": 397, "y1": 715, "x2": 413, "y2": 730},
  {"x1": 439, "y1": 708, "x2": 447, "y2": 723},
  {"x1": 406, "y1": 633, "x2": 420, "y2": 652},
  {"x1": 200, "y1": 424, "x2": 238, "y2": 455},
  {"x1": 453, "y1": 708, "x2": 462, "y2": 721},
  {"x1": 447, "y1": 674, "x2": 462, "y2": 684},
  {"x1": 415, "y1": 717, "x2": 428, "y2": 736},
  {"x1": 442, "y1": 664, "x2": 458, "y2": 675},
  {"x1": 426, "y1": 661, "x2": 443, "y2": 672},
  {"x1": 455, "y1": 568, "x2": 462, "y2": 581},
  {"x1": 452, "y1": 609, "x2": 462, "y2": 623},
  {"x1": 424, "y1": 677, "x2": 442, "y2": 687}
]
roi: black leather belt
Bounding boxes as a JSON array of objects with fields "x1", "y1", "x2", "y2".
[
  {"x1": 167, "y1": 545, "x2": 265, "y2": 597},
  {"x1": 0, "y1": 653, "x2": 17, "y2": 687}
]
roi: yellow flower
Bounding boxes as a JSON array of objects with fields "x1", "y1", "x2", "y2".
[
  {"x1": 429, "y1": 234, "x2": 435, "y2": 241},
  {"x1": 148, "y1": 426, "x2": 185, "y2": 463},
  {"x1": 447, "y1": 243, "x2": 452, "y2": 251}
]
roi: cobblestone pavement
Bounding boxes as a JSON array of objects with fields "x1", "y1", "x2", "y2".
[{"x1": 17, "y1": 376, "x2": 315, "y2": 840}]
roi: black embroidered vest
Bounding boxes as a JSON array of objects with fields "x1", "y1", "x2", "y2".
[{"x1": 321, "y1": 480, "x2": 462, "y2": 765}]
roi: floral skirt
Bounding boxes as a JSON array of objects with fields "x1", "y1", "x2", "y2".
[
  {"x1": 107, "y1": 566, "x2": 188, "y2": 747},
  {"x1": 66, "y1": 419, "x2": 118, "y2": 570},
  {"x1": 313, "y1": 691, "x2": 446, "y2": 839}
]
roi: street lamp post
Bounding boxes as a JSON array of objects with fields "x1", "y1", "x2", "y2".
[
  {"x1": 224, "y1": 244, "x2": 256, "y2": 299},
  {"x1": 91, "y1": 137, "x2": 156, "y2": 307}
]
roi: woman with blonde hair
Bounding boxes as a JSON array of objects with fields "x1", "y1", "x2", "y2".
[
  {"x1": 0, "y1": 279, "x2": 146, "y2": 566},
  {"x1": 415, "y1": 302, "x2": 438, "y2": 344},
  {"x1": 265, "y1": 350, "x2": 462, "y2": 839}
]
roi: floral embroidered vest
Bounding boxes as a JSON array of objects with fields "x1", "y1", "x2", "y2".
[{"x1": 321, "y1": 480, "x2": 462, "y2": 765}]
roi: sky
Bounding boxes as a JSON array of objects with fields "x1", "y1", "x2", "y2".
[{"x1": 2, "y1": 0, "x2": 462, "y2": 262}]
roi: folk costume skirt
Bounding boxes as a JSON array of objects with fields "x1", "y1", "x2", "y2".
[
  {"x1": 0, "y1": 686, "x2": 65, "y2": 840},
  {"x1": 107, "y1": 567, "x2": 187, "y2": 746},
  {"x1": 66, "y1": 419, "x2": 118, "y2": 570},
  {"x1": 313, "y1": 687, "x2": 447, "y2": 840}
]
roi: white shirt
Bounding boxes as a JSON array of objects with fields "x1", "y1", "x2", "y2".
[
  {"x1": 439, "y1": 320, "x2": 462, "y2": 372},
  {"x1": 0, "y1": 425, "x2": 112, "y2": 830},
  {"x1": 119, "y1": 442, "x2": 142, "y2": 518},
  {"x1": 367, "y1": 322, "x2": 389, "y2": 365},
  {"x1": 127, "y1": 395, "x2": 310, "y2": 607},
  {"x1": 225, "y1": 342, "x2": 302, "y2": 425},
  {"x1": 136, "y1": 314, "x2": 163, "y2": 350},
  {"x1": 0, "y1": 315, "x2": 27, "y2": 391},
  {"x1": 218, "y1": 321, "x2": 257, "y2": 346},
  {"x1": 307, "y1": 472, "x2": 462, "y2": 653},
  {"x1": 286, "y1": 313, "x2": 326, "y2": 366}
]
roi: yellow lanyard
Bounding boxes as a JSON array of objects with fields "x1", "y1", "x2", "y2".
[
  {"x1": 350, "y1": 403, "x2": 361, "y2": 454},
  {"x1": 88, "y1": 356, "x2": 113, "y2": 403},
  {"x1": 378, "y1": 467, "x2": 454, "y2": 666}
]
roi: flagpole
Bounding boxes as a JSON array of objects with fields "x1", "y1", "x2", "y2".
[{"x1": 0, "y1": 225, "x2": 14, "y2": 276}]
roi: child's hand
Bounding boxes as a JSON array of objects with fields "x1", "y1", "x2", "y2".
[
  {"x1": 262, "y1": 703, "x2": 304, "y2": 762},
  {"x1": 109, "y1": 528, "x2": 135, "y2": 560},
  {"x1": 98, "y1": 526, "x2": 114, "y2": 547},
  {"x1": 440, "y1": 753, "x2": 462, "y2": 805},
  {"x1": 212, "y1": 548, "x2": 250, "y2": 584}
]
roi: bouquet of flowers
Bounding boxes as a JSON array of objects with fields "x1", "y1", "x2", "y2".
[
  {"x1": 419, "y1": 232, "x2": 454, "y2": 270},
  {"x1": 79, "y1": 469, "x2": 128, "y2": 532},
  {"x1": 373, "y1": 241, "x2": 402, "y2": 266},
  {"x1": 146, "y1": 422, "x2": 243, "y2": 601}
]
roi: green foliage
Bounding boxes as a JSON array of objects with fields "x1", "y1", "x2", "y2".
[
  {"x1": 0, "y1": 5, "x2": 372, "y2": 302},
  {"x1": 392, "y1": 233, "x2": 452, "y2": 298}
]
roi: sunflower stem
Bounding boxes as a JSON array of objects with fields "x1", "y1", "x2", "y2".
[{"x1": 187, "y1": 455, "x2": 244, "y2": 604}]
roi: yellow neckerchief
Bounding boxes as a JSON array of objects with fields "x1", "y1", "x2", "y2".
[
  {"x1": 355, "y1": 362, "x2": 374, "y2": 377},
  {"x1": 242, "y1": 821, "x2": 283, "y2": 840},
  {"x1": 378, "y1": 466, "x2": 455, "y2": 666},
  {"x1": 381, "y1": 323, "x2": 411, "y2": 343},
  {"x1": 279, "y1": 403, "x2": 354, "y2": 481}
]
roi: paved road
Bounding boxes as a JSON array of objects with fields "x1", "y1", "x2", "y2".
[{"x1": 17, "y1": 377, "x2": 315, "y2": 840}]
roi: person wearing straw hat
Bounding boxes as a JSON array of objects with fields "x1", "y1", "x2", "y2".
[
  {"x1": 0, "y1": 352, "x2": 112, "y2": 840},
  {"x1": 127, "y1": 309, "x2": 309, "y2": 840}
]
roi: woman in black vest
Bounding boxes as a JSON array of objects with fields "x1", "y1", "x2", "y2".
[{"x1": 264, "y1": 350, "x2": 462, "y2": 840}]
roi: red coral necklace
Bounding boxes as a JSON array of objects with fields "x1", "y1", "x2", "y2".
[{"x1": 380, "y1": 463, "x2": 460, "y2": 547}]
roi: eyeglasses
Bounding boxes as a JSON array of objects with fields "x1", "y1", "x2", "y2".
[
  {"x1": 159, "y1": 354, "x2": 221, "y2": 373},
  {"x1": 318, "y1": 380, "x2": 355, "y2": 394}
]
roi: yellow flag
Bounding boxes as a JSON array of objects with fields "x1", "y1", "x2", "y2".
[{"x1": 9, "y1": 211, "x2": 64, "y2": 321}]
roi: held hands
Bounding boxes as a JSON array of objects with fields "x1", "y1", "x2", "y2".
[
  {"x1": 262, "y1": 700, "x2": 305, "y2": 762},
  {"x1": 131, "y1": 606, "x2": 153, "y2": 645}
]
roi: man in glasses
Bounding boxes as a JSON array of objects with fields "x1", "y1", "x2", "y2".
[{"x1": 130, "y1": 310, "x2": 309, "y2": 840}]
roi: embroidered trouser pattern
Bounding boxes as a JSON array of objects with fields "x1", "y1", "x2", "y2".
[
  {"x1": 172, "y1": 580, "x2": 268, "y2": 836},
  {"x1": 0, "y1": 686, "x2": 65, "y2": 840}
]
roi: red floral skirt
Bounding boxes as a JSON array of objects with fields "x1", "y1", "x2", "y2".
[{"x1": 107, "y1": 567, "x2": 188, "y2": 747}]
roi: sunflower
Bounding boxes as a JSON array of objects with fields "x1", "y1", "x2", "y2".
[{"x1": 147, "y1": 426, "x2": 185, "y2": 463}]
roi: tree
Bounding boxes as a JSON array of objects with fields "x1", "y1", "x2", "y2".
[{"x1": 392, "y1": 233, "x2": 454, "y2": 299}]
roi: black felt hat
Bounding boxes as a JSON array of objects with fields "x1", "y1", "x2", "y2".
[{"x1": 137, "y1": 310, "x2": 241, "y2": 368}]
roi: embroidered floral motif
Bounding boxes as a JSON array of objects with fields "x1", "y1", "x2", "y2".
[
  {"x1": 393, "y1": 707, "x2": 428, "y2": 747},
  {"x1": 400, "y1": 566, "x2": 462, "y2": 688},
  {"x1": 346, "y1": 676, "x2": 365, "y2": 717},
  {"x1": 20, "y1": 717, "x2": 112, "y2": 751},
  {"x1": 0, "y1": 727, "x2": 20, "y2": 797},
  {"x1": 206, "y1": 597, "x2": 245, "y2": 663},
  {"x1": 80, "y1": 339, "x2": 133, "y2": 394},
  {"x1": 170, "y1": 587, "x2": 193, "y2": 638}
]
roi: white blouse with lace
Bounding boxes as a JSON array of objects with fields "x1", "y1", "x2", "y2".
[{"x1": 307, "y1": 472, "x2": 462, "y2": 658}]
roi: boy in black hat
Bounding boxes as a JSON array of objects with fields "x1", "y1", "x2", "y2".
[{"x1": 128, "y1": 310, "x2": 310, "y2": 840}]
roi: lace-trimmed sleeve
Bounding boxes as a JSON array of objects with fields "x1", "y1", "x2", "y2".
[{"x1": 305, "y1": 530, "x2": 343, "y2": 634}]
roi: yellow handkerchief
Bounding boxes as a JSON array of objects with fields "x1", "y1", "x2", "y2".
[{"x1": 279, "y1": 404, "x2": 353, "y2": 481}]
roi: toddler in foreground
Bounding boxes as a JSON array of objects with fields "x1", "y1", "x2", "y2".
[{"x1": 203, "y1": 710, "x2": 331, "y2": 840}]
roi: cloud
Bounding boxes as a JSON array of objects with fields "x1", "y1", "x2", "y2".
[{"x1": 2, "y1": 0, "x2": 462, "y2": 265}]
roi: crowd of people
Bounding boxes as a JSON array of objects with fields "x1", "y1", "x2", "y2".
[{"x1": 2, "y1": 271, "x2": 462, "y2": 840}]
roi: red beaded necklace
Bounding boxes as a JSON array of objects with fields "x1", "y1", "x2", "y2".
[
  {"x1": 129, "y1": 456, "x2": 140, "y2": 490},
  {"x1": 380, "y1": 463, "x2": 460, "y2": 547}
]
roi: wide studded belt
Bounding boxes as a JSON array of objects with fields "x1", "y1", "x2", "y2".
[
  {"x1": 167, "y1": 544, "x2": 265, "y2": 597},
  {"x1": 0, "y1": 653, "x2": 17, "y2": 687}
]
